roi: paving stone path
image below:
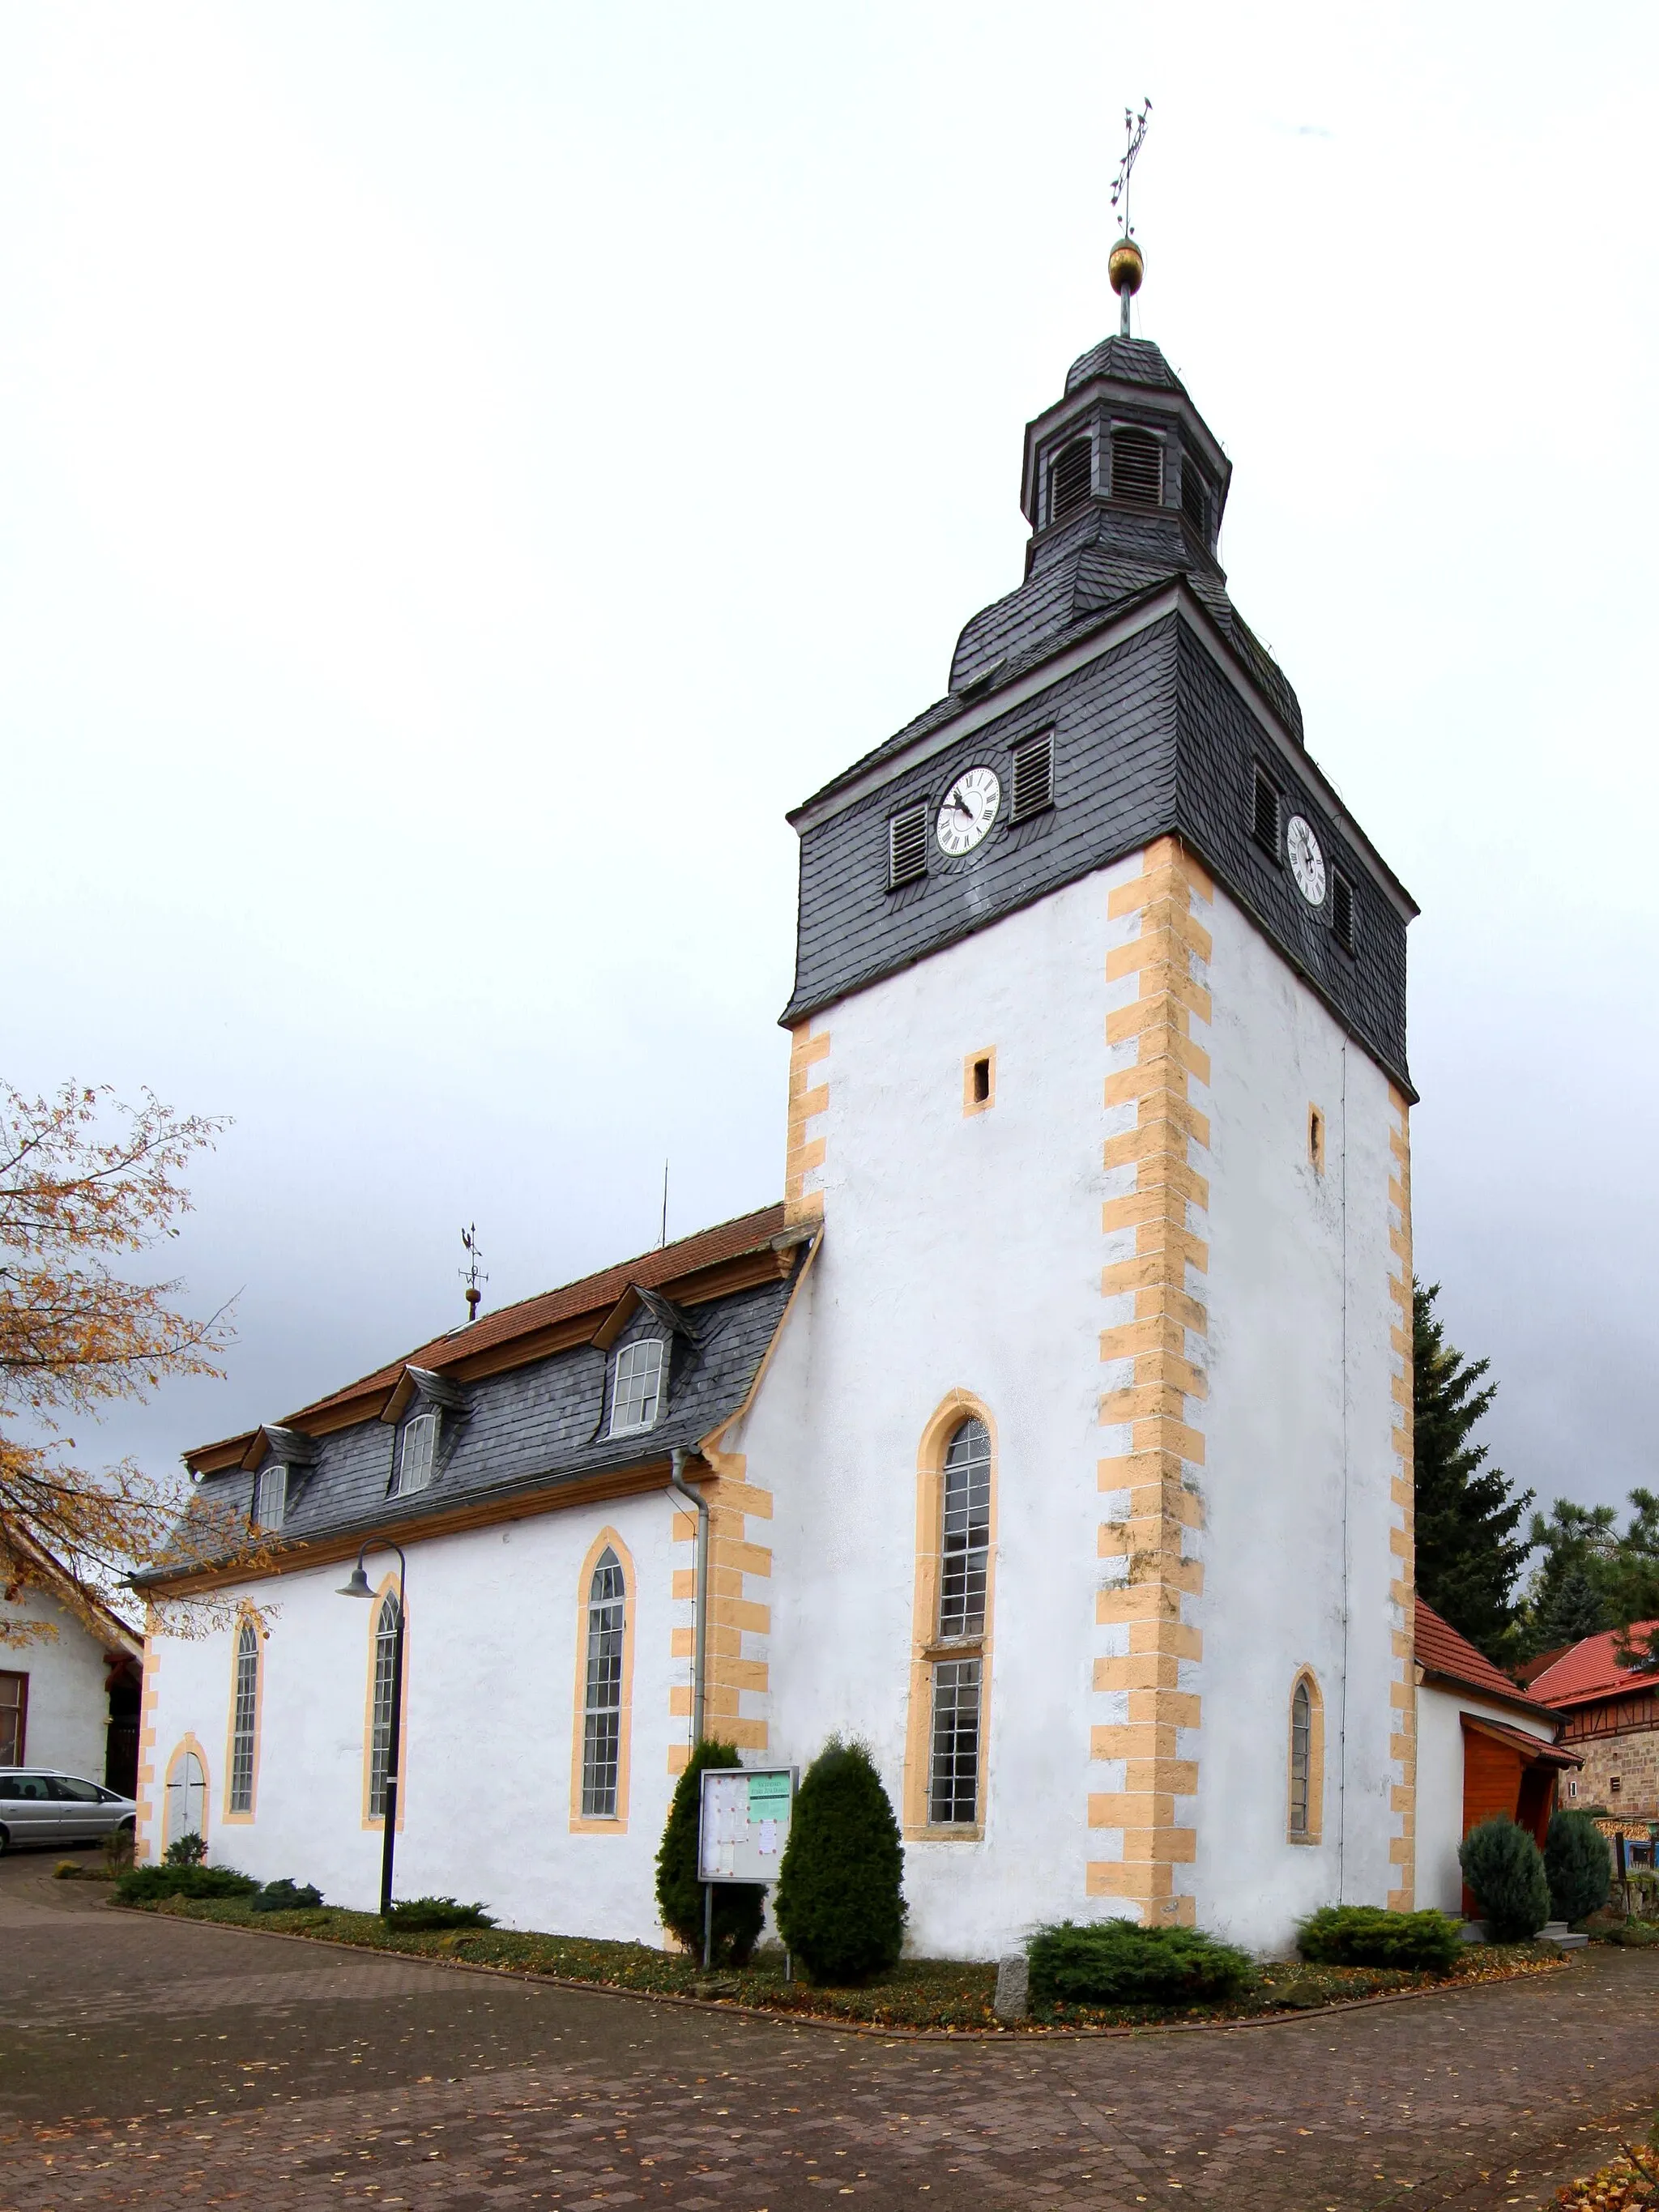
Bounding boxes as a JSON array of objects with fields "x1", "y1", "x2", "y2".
[{"x1": 2, "y1": 1851, "x2": 1656, "y2": 2212}]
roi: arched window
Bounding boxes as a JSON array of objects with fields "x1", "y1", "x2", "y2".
[
  {"x1": 1288, "y1": 1671, "x2": 1324, "y2": 1843},
  {"x1": 581, "y1": 1549, "x2": 626, "y2": 1818},
  {"x1": 368, "y1": 1594, "x2": 400, "y2": 1819},
  {"x1": 228, "y1": 1622, "x2": 258, "y2": 1813},
  {"x1": 929, "y1": 1417, "x2": 992, "y2": 1826},
  {"x1": 610, "y1": 1340, "x2": 665, "y2": 1436}
]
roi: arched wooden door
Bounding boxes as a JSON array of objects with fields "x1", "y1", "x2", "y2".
[{"x1": 164, "y1": 1749, "x2": 207, "y2": 1848}]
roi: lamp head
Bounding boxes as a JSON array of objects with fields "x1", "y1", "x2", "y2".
[{"x1": 337, "y1": 1561, "x2": 373, "y2": 1600}]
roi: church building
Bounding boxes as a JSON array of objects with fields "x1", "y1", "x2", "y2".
[{"x1": 136, "y1": 239, "x2": 1423, "y2": 1959}]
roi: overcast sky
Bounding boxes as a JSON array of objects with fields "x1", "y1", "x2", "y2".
[{"x1": 3, "y1": 2, "x2": 1655, "y2": 1535}]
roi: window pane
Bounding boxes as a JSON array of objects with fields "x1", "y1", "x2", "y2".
[
  {"x1": 49, "y1": 1776, "x2": 103, "y2": 1801},
  {"x1": 254, "y1": 1465, "x2": 287, "y2": 1532},
  {"x1": 582, "y1": 1548, "x2": 625, "y2": 1816},
  {"x1": 398, "y1": 1414, "x2": 437, "y2": 1497},
  {"x1": 0, "y1": 1672, "x2": 24, "y2": 1767},
  {"x1": 928, "y1": 1657, "x2": 982, "y2": 1825},
  {"x1": 610, "y1": 1340, "x2": 665, "y2": 1437},
  {"x1": 369, "y1": 1596, "x2": 399, "y2": 1818},
  {"x1": 1290, "y1": 1681, "x2": 1311, "y2": 1833},
  {"x1": 229, "y1": 1623, "x2": 259, "y2": 1813},
  {"x1": 938, "y1": 1420, "x2": 991, "y2": 1639}
]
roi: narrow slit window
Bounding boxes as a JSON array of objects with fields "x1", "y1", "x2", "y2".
[
  {"x1": 1111, "y1": 427, "x2": 1162, "y2": 506},
  {"x1": 1251, "y1": 766, "x2": 1281, "y2": 859},
  {"x1": 972, "y1": 1057, "x2": 991, "y2": 1104},
  {"x1": 1047, "y1": 437, "x2": 1093, "y2": 522},
  {"x1": 1009, "y1": 732, "x2": 1054, "y2": 821},
  {"x1": 581, "y1": 1549, "x2": 626, "y2": 1818},
  {"x1": 1290, "y1": 1679, "x2": 1311, "y2": 1836},
  {"x1": 1308, "y1": 1105, "x2": 1325, "y2": 1174},
  {"x1": 228, "y1": 1622, "x2": 258, "y2": 1813},
  {"x1": 1331, "y1": 871, "x2": 1356, "y2": 954},
  {"x1": 609, "y1": 1338, "x2": 665, "y2": 1437},
  {"x1": 889, "y1": 804, "x2": 928, "y2": 889},
  {"x1": 368, "y1": 1595, "x2": 399, "y2": 1819}
]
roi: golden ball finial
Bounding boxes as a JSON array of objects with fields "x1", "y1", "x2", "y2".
[{"x1": 1109, "y1": 235, "x2": 1145, "y2": 299}]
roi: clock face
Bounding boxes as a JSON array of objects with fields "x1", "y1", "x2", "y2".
[
  {"x1": 936, "y1": 767, "x2": 1000, "y2": 857},
  {"x1": 1286, "y1": 814, "x2": 1327, "y2": 906}
]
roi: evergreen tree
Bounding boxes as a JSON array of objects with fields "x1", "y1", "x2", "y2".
[
  {"x1": 654, "y1": 1738, "x2": 766, "y2": 1966},
  {"x1": 1413, "y1": 1281, "x2": 1532, "y2": 1657},
  {"x1": 1531, "y1": 1563, "x2": 1610, "y2": 1652},
  {"x1": 774, "y1": 1738, "x2": 906, "y2": 1985}
]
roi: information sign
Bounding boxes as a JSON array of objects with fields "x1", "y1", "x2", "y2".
[{"x1": 697, "y1": 1766, "x2": 795, "y2": 1885}]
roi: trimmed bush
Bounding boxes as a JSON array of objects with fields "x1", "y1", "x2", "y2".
[
  {"x1": 1459, "y1": 1816, "x2": 1551, "y2": 1941},
  {"x1": 1295, "y1": 1905, "x2": 1462, "y2": 1973},
  {"x1": 1027, "y1": 1919, "x2": 1256, "y2": 2006},
  {"x1": 655, "y1": 1738, "x2": 766, "y2": 1967},
  {"x1": 116, "y1": 1863, "x2": 258, "y2": 1903},
  {"x1": 774, "y1": 1739, "x2": 906, "y2": 1985},
  {"x1": 250, "y1": 1878, "x2": 325, "y2": 1913},
  {"x1": 163, "y1": 1831, "x2": 209, "y2": 1868},
  {"x1": 383, "y1": 1896, "x2": 493, "y2": 1930},
  {"x1": 1545, "y1": 1810, "x2": 1611, "y2": 1926}
]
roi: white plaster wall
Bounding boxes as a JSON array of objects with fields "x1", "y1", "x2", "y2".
[
  {"x1": 0, "y1": 1584, "x2": 117, "y2": 1784},
  {"x1": 1415, "y1": 1686, "x2": 1556, "y2": 1916},
  {"x1": 1188, "y1": 880, "x2": 1406, "y2": 1954},
  {"x1": 738, "y1": 861, "x2": 1143, "y2": 1960},
  {"x1": 140, "y1": 1493, "x2": 690, "y2": 1938}
]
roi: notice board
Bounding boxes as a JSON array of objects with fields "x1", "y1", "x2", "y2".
[{"x1": 697, "y1": 1767, "x2": 795, "y2": 1885}]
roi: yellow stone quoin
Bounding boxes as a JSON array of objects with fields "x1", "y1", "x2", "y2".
[{"x1": 1091, "y1": 836, "x2": 1213, "y2": 1927}]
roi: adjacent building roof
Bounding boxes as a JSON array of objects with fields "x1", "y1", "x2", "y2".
[
  {"x1": 1526, "y1": 1625, "x2": 1659, "y2": 1711},
  {"x1": 1414, "y1": 1598, "x2": 1562, "y2": 1723}
]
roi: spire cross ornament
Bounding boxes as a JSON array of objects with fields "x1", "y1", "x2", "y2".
[{"x1": 1109, "y1": 98, "x2": 1153, "y2": 336}]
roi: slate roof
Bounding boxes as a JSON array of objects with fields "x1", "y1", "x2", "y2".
[
  {"x1": 1064, "y1": 333, "x2": 1190, "y2": 396},
  {"x1": 1415, "y1": 1599, "x2": 1562, "y2": 1720},
  {"x1": 1526, "y1": 1626, "x2": 1659, "y2": 1711},
  {"x1": 153, "y1": 1206, "x2": 804, "y2": 1580}
]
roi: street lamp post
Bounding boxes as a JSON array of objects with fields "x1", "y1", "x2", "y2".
[{"x1": 338, "y1": 1537, "x2": 407, "y2": 1917}]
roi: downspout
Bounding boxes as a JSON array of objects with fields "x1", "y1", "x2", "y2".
[{"x1": 667, "y1": 1447, "x2": 708, "y2": 1746}]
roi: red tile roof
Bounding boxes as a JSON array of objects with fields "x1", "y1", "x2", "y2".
[
  {"x1": 1526, "y1": 1624, "x2": 1659, "y2": 1710},
  {"x1": 1414, "y1": 1599, "x2": 1559, "y2": 1715},
  {"x1": 187, "y1": 1202, "x2": 789, "y2": 1461}
]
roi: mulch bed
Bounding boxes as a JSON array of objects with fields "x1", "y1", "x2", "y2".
[{"x1": 114, "y1": 1894, "x2": 1571, "y2": 2035}]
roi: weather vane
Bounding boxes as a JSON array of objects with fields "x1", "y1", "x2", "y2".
[
  {"x1": 1109, "y1": 98, "x2": 1152, "y2": 337},
  {"x1": 460, "y1": 1223, "x2": 488, "y2": 1323}
]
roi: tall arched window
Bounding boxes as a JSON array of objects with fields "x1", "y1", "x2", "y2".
[
  {"x1": 368, "y1": 1594, "x2": 400, "y2": 1819},
  {"x1": 1287, "y1": 1670, "x2": 1324, "y2": 1843},
  {"x1": 929, "y1": 1417, "x2": 992, "y2": 1826},
  {"x1": 228, "y1": 1621, "x2": 259, "y2": 1813},
  {"x1": 582, "y1": 1549, "x2": 626, "y2": 1818}
]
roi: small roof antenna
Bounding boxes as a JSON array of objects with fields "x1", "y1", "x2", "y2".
[
  {"x1": 659, "y1": 1159, "x2": 669, "y2": 1250},
  {"x1": 1109, "y1": 98, "x2": 1152, "y2": 338},
  {"x1": 460, "y1": 1223, "x2": 488, "y2": 1323}
]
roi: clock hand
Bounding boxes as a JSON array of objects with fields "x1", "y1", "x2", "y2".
[{"x1": 945, "y1": 785, "x2": 973, "y2": 817}]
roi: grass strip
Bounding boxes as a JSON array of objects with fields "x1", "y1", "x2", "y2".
[{"x1": 114, "y1": 1896, "x2": 1568, "y2": 2034}]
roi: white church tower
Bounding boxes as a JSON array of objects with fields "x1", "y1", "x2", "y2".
[{"x1": 746, "y1": 231, "x2": 1419, "y2": 1957}]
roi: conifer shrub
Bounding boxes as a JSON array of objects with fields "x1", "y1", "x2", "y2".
[
  {"x1": 116, "y1": 1862, "x2": 258, "y2": 1903},
  {"x1": 163, "y1": 1831, "x2": 209, "y2": 1868},
  {"x1": 1026, "y1": 1919, "x2": 1256, "y2": 2005},
  {"x1": 250, "y1": 1877, "x2": 325, "y2": 1913},
  {"x1": 1544, "y1": 1809, "x2": 1612, "y2": 1925},
  {"x1": 1295, "y1": 1904, "x2": 1462, "y2": 1972},
  {"x1": 655, "y1": 1737, "x2": 766, "y2": 1967},
  {"x1": 773, "y1": 1739, "x2": 906, "y2": 1985},
  {"x1": 1458, "y1": 1815, "x2": 1551, "y2": 1940},
  {"x1": 384, "y1": 1896, "x2": 493, "y2": 1930}
]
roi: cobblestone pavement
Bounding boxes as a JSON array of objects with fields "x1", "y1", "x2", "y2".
[{"x1": 3, "y1": 1852, "x2": 1657, "y2": 2212}]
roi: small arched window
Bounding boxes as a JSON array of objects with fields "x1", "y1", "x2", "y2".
[
  {"x1": 1047, "y1": 436, "x2": 1093, "y2": 522},
  {"x1": 1288, "y1": 1671, "x2": 1324, "y2": 1843},
  {"x1": 1111, "y1": 426, "x2": 1163, "y2": 507},
  {"x1": 581, "y1": 1549, "x2": 627, "y2": 1818},
  {"x1": 368, "y1": 1594, "x2": 400, "y2": 1819},
  {"x1": 228, "y1": 1622, "x2": 258, "y2": 1813}
]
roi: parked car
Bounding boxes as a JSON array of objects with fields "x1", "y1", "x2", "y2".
[{"x1": 0, "y1": 1769, "x2": 138, "y2": 1851}]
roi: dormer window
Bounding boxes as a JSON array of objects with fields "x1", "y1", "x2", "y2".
[
  {"x1": 395, "y1": 1412, "x2": 438, "y2": 1497},
  {"x1": 1047, "y1": 437, "x2": 1093, "y2": 522},
  {"x1": 1111, "y1": 427, "x2": 1162, "y2": 507},
  {"x1": 1180, "y1": 463, "x2": 1209, "y2": 543},
  {"x1": 610, "y1": 1338, "x2": 665, "y2": 1438},
  {"x1": 253, "y1": 1464, "x2": 287, "y2": 1532}
]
